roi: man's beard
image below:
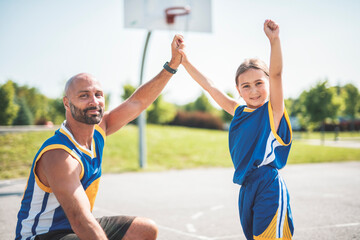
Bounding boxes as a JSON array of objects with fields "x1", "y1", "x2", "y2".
[{"x1": 69, "y1": 101, "x2": 104, "y2": 124}]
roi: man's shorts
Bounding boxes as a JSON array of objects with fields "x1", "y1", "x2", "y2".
[
  {"x1": 35, "y1": 215, "x2": 135, "y2": 240},
  {"x1": 239, "y1": 165, "x2": 294, "y2": 240}
]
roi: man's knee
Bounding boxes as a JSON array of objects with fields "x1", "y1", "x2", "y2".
[{"x1": 124, "y1": 217, "x2": 158, "y2": 240}]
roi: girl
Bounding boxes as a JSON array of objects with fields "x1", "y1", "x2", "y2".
[{"x1": 180, "y1": 20, "x2": 294, "y2": 240}]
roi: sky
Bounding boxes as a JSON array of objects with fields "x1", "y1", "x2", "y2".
[{"x1": 1, "y1": 0, "x2": 360, "y2": 109}]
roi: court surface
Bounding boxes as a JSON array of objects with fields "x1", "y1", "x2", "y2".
[{"x1": 1, "y1": 162, "x2": 359, "y2": 240}]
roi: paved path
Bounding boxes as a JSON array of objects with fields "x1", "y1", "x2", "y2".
[
  {"x1": 303, "y1": 139, "x2": 360, "y2": 149},
  {"x1": 1, "y1": 162, "x2": 360, "y2": 240}
]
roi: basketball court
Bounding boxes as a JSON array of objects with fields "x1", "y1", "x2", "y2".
[{"x1": 1, "y1": 162, "x2": 360, "y2": 239}]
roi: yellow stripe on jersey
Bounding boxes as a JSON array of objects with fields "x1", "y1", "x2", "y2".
[
  {"x1": 233, "y1": 104, "x2": 240, "y2": 115},
  {"x1": 268, "y1": 101, "x2": 292, "y2": 146},
  {"x1": 233, "y1": 104, "x2": 257, "y2": 114},
  {"x1": 95, "y1": 124, "x2": 106, "y2": 140},
  {"x1": 85, "y1": 177, "x2": 101, "y2": 211},
  {"x1": 244, "y1": 107, "x2": 255, "y2": 112}
]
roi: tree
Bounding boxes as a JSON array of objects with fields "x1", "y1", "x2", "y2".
[
  {"x1": 342, "y1": 83, "x2": 360, "y2": 131},
  {"x1": 121, "y1": 84, "x2": 137, "y2": 124},
  {"x1": 302, "y1": 80, "x2": 340, "y2": 141},
  {"x1": 121, "y1": 84, "x2": 136, "y2": 101},
  {"x1": 14, "y1": 84, "x2": 51, "y2": 123},
  {"x1": 13, "y1": 97, "x2": 33, "y2": 125},
  {"x1": 194, "y1": 93, "x2": 215, "y2": 112},
  {"x1": 147, "y1": 95, "x2": 176, "y2": 124},
  {"x1": 222, "y1": 92, "x2": 234, "y2": 123},
  {"x1": 184, "y1": 93, "x2": 215, "y2": 113},
  {"x1": 0, "y1": 80, "x2": 19, "y2": 125},
  {"x1": 47, "y1": 98, "x2": 66, "y2": 124}
]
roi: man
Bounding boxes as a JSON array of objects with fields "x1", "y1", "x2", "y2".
[{"x1": 15, "y1": 35, "x2": 184, "y2": 240}]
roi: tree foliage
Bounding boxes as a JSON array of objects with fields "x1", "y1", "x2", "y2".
[
  {"x1": 290, "y1": 80, "x2": 341, "y2": 131},
  {"x1": 121, "y1": 84, "x2": 136, "y2": 101},
  {"x1": 14, "y1": 83, "x2": 65, "y2": 124},
  {"x1": 342, "y1": 83, "x2": 360, "y2": 119},
  {"x1": 121, "y1": 83, "x2": 176, "y2": 125},
  {"x1": 147, "y1": 95, "x2": 176, "y2": 124},
  {"x1": 222, "y1": 92, "x2": 234, "y2": 123},
  {"x1": 0, "y1": 80, "x2": 19, "y2": 125},
  {"x1": 304, "y1": 81, "x2": 338, "y2": 124},
  {"x1": 184, "y1": 93, "x2": 215, "y2": 113},
  {"x1": 13, "y1": 97, "x2": 33, "y2": 125},
  {"x1": 1, "y1": 79, "x2": 359, "y2": 130}
]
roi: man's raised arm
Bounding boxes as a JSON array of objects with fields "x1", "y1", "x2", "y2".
[{"x1": 101, "y1": 35, "x2": 184, "y2": 135}]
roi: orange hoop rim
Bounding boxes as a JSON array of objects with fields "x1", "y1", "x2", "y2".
[{"x1": 165, "y1": 6, "x2": 191, "y2": 24}]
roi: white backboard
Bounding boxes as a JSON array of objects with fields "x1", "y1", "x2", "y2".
[{"x1": 124, "y1": 0, "x2": 212, "y2": 33}]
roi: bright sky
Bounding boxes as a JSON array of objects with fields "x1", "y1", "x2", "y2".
[{"x1": 1, "y1": 0, "x2": 359, "y2": 109}]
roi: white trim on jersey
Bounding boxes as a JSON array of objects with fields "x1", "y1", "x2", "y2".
[
  {"x1": 19, "y1": 183, "x2": 59, "y2": 238},
  {"x1": 258, "y1": 131, "x2": 282, "y2": 168},
  {"x1": 276, "y1": 175, "x2": 288, "y2": 238}
]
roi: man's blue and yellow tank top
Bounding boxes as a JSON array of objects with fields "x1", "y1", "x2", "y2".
[
  {"x1": 15, "y1": 122, "x2": 106, "y2": 240},
  {"x1": 229, "y1": 101, "x2": 292, "y2": 185}
]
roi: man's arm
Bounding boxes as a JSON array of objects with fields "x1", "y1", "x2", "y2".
[
  {"x1": 36, "y1": 150, "x2": 108, "y2": 240},
  {"x1": 264, "y1": 19, "x2": 284, "y2": 130},
  {"x1": 100, "y1": 34, "x2": 184, "y2": 135}
]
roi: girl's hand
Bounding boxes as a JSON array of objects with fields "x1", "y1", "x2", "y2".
[
  {"x1": 264, "y1": 19, "x2": 280, "y2": 42},
  {"x1": 178, "y1": 45, "x2": 189, "y2": 65}
]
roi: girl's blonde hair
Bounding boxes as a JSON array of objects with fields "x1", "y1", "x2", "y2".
[{"x1": 235, "y1": 58, "x2": 269, "y2": 85}]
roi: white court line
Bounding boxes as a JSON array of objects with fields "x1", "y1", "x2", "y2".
[
  {"x1": 210, "y1": 205, "x2": 224, "y2": 211},
  {"x1": 186, "y1": 223, "x2": 197, "y2": 233},
  {"x1": 93, "y1": 207, "x2": 360, "y2": 239},
  {"x1": 298, "y1": 222, "x2": 360, "y2": 231},
  {"x1": 191, "y1": 211, "x2": 204, "y2": 220},
  {"x1": 158, "y1": 225, "x2": 212, "y2": 240},
  {"x1": 335, "y1": 223, "x2": 360, "y2": 228}
]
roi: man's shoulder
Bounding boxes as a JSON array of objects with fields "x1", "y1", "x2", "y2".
[
  {"x1": 39, "y1": 129, "x2": 69, "y2": 148},
  {"x1": 36, "y1": 129, "x2": 78, "y2": 161}
]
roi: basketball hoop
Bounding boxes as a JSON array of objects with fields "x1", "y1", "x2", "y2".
[{"x1": 165, "y1": 6, "x2": 191, "y2": 24}]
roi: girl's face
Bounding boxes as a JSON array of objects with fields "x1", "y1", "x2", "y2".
[{"x1": 236, "y1": 68, "x2": 269, "y2": 109}]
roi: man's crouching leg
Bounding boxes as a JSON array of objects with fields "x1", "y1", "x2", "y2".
[
  {"x1": 122, "y1": 217, "x2": 158, "y2": 240},
  {"x1": 99, "y1": 216, "x2": 157, "y2": 240}
]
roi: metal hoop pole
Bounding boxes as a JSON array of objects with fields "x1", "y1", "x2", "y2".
[{"x1": 138, "y1": 30, "x2": 152, "y2": 169}]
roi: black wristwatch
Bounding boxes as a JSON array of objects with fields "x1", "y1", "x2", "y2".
[{"x1": 163, "y1": 62, "x2": 177, "y2": 74}]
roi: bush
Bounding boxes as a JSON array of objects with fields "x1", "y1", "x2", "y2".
[{"x1": 169, "y1": 111, "x2": 224, "y2": 130}]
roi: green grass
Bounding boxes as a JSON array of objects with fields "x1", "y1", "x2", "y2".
[
  {"x1": 1, "y1": 125, "x2": 360, "y2": 179},
  {"x1": 0, "y1": 131, "x2": 54, "y2": 179},
  {"x1": 289, "y1": 141, "x2": 360, "y2": 164},
  {"x1": 103, "y1": 125, "x2": 232, "y2": 173}
]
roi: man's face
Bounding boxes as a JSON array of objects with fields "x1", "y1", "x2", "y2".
[
  {"x1": 65, "y1": 74, "x2": 105, "y2": 124},
  {"x1": 69, "y1": 100, "x2": 104, "y2": 124}
]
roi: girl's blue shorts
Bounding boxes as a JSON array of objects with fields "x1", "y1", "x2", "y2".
[{"x1": 239, "y1": 165, "x2": 294, "y2": 240}]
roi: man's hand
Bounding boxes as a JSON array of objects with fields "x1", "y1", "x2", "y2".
[
  {"x1": 169, "y1": 34, "x2": 185, "y2": 69},
  {"x1": 264, "y1": 19, "x2": 280, "y2": 43}
]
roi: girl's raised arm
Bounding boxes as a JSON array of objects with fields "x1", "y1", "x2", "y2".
[
  {"x1": 180, "y1": 49, "x2": 239, "y2": 115},
  {"x1": 264, "y1": 19, "x2": 284, "y2": 130}
]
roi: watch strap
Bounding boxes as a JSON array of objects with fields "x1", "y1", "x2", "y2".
[{"x1": 163, "y1": 62, "x2": 177, "y2": 74}]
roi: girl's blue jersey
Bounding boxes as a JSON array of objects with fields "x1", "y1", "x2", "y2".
[{"x1": 229, "y1": 101, "x2": 292, "y2": 185}]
